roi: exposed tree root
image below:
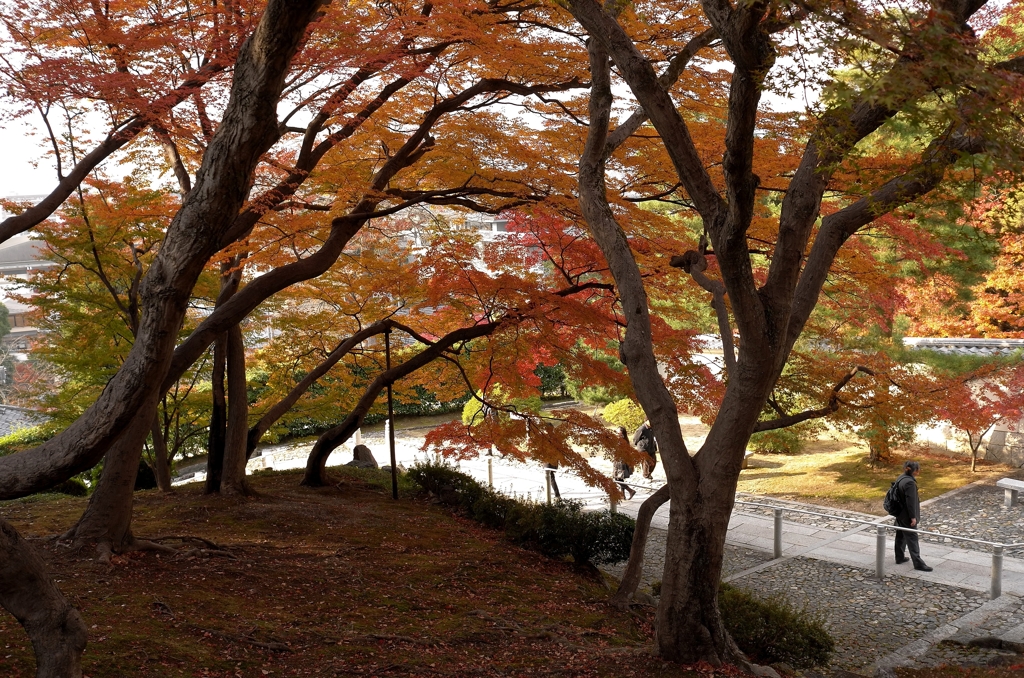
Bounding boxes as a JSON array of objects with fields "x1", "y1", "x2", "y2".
[
  {"x1": 1, "y1": 518, "x2": 88, "y2": 678},
  {"x1": 194, "y1": 625, "x2": 291, "y2": 652},
  {"x1": 150, "y1": 534, "x2": 229, "y2": 551}
]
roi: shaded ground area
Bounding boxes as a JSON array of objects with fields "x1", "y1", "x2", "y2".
[{"x1": 1, "y1": 468, "x2": 702, "y2": 678}]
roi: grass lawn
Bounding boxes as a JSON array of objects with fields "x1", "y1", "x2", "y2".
[{"x1": 737, "y1": 438, "x2": 1021, "y2": 515}]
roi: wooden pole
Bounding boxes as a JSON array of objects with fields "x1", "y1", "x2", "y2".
[{"x1": 385, "y1": 329, "x2": 397, "y2": 500}]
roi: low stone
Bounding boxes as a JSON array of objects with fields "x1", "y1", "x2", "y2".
[
  {"x1": 748, "y1": 663, "x2": 780, "y2": 678},
  {"x1": 352, "y1": 444, "x2": 378, "y2": 468},
  {"x1": 345, "y1": 460, "x2": 377, "y2": 469},
  {"x1": 380, "y1": 464, "x2": 407, "y2": 474}
]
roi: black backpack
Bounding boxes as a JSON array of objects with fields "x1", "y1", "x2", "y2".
[{"x1": 883, "y1": 478, "x2": 905, "y2": 516}]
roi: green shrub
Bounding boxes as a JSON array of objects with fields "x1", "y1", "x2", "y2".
[
  {"x1": 408, "y1": 461, "x2": 634, "y2": 565},
  {"x1": 51, "y1": 477, "x2": 89, "y2": 497},
  {"x1": 719, "y1": 583, "x2": 834, "y2": 669},
  {"x1": 0, "y1": 425, "x2": 52, "y2": 457},
  {"x1": 748, "y1": 426, "x2": 804, "y2": 454},
  {"x1": 601, "y1": 398, "x2": 645, "y2": 433}
]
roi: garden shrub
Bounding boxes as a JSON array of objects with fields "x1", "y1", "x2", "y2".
[
  {"x1": 408, "y1": 460, "x2": 634, "y2": 565},
  {"x1": 748, "y1": 426, "x2": 804, "y2": 454},
  {"x1": 50, "y1": 477, "x2": 88, "y2": 497},
  {"x1": 719, "y1": 582, "x2": 834, "y2": 668},
  {"x1": 0, "y1": 425, "x2": 52, "y2": 457},
  {"x1": 601, "y1": 398, "x2": 645, "y2": 434}
]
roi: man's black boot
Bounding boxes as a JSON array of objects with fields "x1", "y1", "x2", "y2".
[
  {"x1": 914, "y1": 563, "x2": 933, "y2": 572},
  {"x1": 895, "y1": 556, "x2": 909, "y2": 564}
]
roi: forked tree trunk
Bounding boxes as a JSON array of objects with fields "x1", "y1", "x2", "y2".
[
  {"x1": 64, "y1": 409, "x2": 155, "y2": 559},
  {"x1": 206, "y1": 333, "x2": 228, "y2": 494},
  {"x1": 150, "y1": 415, "x2": 172, "y2": 493},
  {"x1": 609, "y1": 485, "x2": 669, "y2": 608},
  {"x1": 221, "y1": 324, "x2": 251, "y2": 496},
  {"x1": 1, "y1": 518, "x2": 88, "y2": 678}
]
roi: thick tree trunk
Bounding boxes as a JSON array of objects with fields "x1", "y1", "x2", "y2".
[
  {"x1": 221, "y1": 324, "x2": 251, "y2": 496},
  {"x1": 0, "y1": 0, "x2": 326, "y2": 501},
  {"x1": 206, "y1": 333, "x2": 228, "y2": 493},
  {"x1": 610, "y1": 484, "x2": 670, "y2": 608},
  {"x1": 0, "y1": 518, "x2": 88, "y2": 678},
  {"x1": 657, "y1": 481, "x2": 743, "y2": 664},
  {"x1": 150, "y1": 415, "x2": 172, "y2": 493},
  {"x1": 64, "y1": 409, "x2": 155, "y2": 559}
]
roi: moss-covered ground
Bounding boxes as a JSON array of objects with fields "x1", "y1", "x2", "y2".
[
  {"x1": 0, "y1": 468, "x2": 713, "y2": 678},
  {"x1": 3, "y1": 466, "x2": 1022, "y2": 677}
]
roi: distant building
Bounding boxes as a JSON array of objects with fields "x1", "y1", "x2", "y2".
[
  {"x1": 1, "y1": 197, "x2": 52, "y2": 330},
  {"x1": 0, "y1": 232, "x2": 53, "y2": 352},
  {"x1": 904, "y1": 337, "x2": 1024, "y2": 467}
]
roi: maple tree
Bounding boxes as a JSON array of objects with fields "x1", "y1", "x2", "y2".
[
  {"x1": 0, "y1": 0, "x2": 1023, "y2": 674},
  {"x1": 561, "y1": 0, "x2": 1024, "y2": 666},
  {"x1": 17, "y1": 179, "x2": 217, "y2": 491}
]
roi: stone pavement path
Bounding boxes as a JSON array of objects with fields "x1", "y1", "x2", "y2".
[{"x1": 609, "y1": 486, "x2": 1024, "y2": 675}]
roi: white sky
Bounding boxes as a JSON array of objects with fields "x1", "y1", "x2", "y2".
[{"x1": 0, "y1": 114, "x2": 61, "y2": 197}]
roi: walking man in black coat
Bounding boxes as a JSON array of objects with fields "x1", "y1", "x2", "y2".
[
  {"x1": 632, "y1": 419, "x2": 658, "y2": 480},
  {"x1": 894, "y1": 460, "x2": 933, "y2": 572}
]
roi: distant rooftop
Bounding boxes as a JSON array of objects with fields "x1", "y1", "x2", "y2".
[
  {"x1": 0, "y1": 405, "x2": 45, "y2": 437},
  {"x1": 903, "y1": 337, "x2": 1024, "y2": 356}
]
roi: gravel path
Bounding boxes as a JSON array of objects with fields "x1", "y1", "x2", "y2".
[
  {"x1": 734, "y1": 493, "x2": 882, "y2": 532},
  {"x1": 922, "y1": 484, "x2": 1024, "y2": 556},
  {"x1": 732, "y1": 558, "x2": 988, "y2": 672},
  {"x1": 599, "y1": 528, "x2": 773, "y2": 592}
]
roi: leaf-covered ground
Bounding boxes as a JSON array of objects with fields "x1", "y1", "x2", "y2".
[
  {"x1": 4, "y1": 466, "x2": 1022, "y2": 678},
  {"x1": 1, "y1": 468, "x2": 712, "y2": 678}
]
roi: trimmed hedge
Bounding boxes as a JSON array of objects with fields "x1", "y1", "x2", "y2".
[
  {"x1": 408, "y1": 461, "x2": 633, "y2": 565},
  {"x1": 719, "y1": 582, "x2": 834, "y2": 668}
]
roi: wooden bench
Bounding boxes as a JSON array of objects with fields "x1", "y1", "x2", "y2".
[{"x1": 996, "y1": 478, "x2": 1024, "y2": 508}]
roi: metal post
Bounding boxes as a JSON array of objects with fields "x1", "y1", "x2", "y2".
[
  {"x1": 545, "y1": 470, "x2": 552, "y2": 505},
  {"x1": 610, "y1": 492, "x2": 618, "y2": 514},
  {"x1": 991, "y1": 546, "x2": 1004, "y2": 599},
  {"x1": 385, "y1": 329, "x2": 397, "y2": 500},
  {"x1": 773, "y1": 509, "x2": 783, "y2": 559},
  {"x1": 487, "y1": 456, "x2": 493, "y2": 489},
  {"x1": 876, "y1": 525, "x2": 886, "y2": 581}
]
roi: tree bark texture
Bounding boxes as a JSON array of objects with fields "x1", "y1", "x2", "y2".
[
  {"x1": 150, "y1": 414, "x2": 172, "y2": 493},
  {"x1": 0, "y1": 0, "x2": 327, "y2": 500},
  {"x1": 220, "y1": 324, "x2": 251, "y2": 496},
  {"x1": 1, "y1": 517, "x2": 88, "y2": 678},
  {"x1": 63, "y1": 406, "x2": 156, "y2": 557},
  {"x1": 206, "y1": 333, "x2": 228, "y2": 494}
]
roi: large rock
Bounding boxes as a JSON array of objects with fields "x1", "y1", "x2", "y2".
[{"x1": 344, "y1": 444, "x2": 378, "y2": 469}]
